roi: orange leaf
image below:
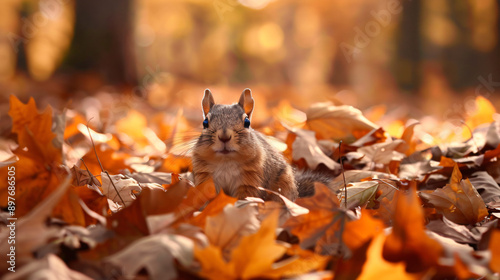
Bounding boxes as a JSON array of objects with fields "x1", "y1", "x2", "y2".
[
  {"x1": 342, "y1": 209, "x2": 384, "y2": 252},
  {"x1": 357, "y1": 234, "x2": 423, "y2": 280},
  {"x1": 189, "y1": 190, "x2": 238, "y2": 228},
  {"x1": 382, "y1": 183, "x2": 442, "y2": 273},
  {"x1": 195, "y1": 210, "x2": 287, "y2": 279},
  {"x1": 489, "y1": 230, "x2": 500, "y2": 273},
  {"x1": 8, "y1": 95, "x2": 61, "y2": 162},
  {"x1": 284, "y1": 183, "x2": 342, "y2": 249}
]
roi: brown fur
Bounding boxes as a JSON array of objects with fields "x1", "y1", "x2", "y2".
[{"x1": 192, "y1": 89, "x2": 298, "y2": 201}]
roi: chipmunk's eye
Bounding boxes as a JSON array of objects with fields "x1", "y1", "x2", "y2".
[
  {"x1": 244, "y1": 117, "x2": 250, "y2": 128},
  {"x1": 203, "y1": 118, "x2": 209, "y2": 129}
]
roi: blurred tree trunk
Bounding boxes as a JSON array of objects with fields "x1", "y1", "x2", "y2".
[
  {"x1": 395, "y1": 0, "x2": 421, "y2": 92},
  {"x1": 61, "y1": 0, "x2": 137, "y2": 86}
]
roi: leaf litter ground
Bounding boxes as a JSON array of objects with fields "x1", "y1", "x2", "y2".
[{"x1": 1, "y1": 93, "x2": 500, "y2": 279}]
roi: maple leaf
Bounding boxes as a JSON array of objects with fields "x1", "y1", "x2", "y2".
[
  {"x1": 357, "y1": 234, "x2": 424, "y2": 280},
  {"x1": 420, "y1": 164, "x2": 488, "y2": 225},
  {"x1": 284, "y1": 183, "x2": 348, "y2": 251},
  {"x1": 196, "y1": 210, "x2": 323, "y2": 279},
  {"x1": 204, "y1": 203, "x2": 260, "y2": 257},
  {"x1": 8, "y1": 95, "x2": 61, "y2": 162},
  {"x1": 382, "y1": 183, "x2": 442, "y2": 273},
  {"x1": 305, "y1": 102, "x2": 378, "y2": 140},
  {"x1": 195, "y1": 211, "x2": 285, "y2": 279}
]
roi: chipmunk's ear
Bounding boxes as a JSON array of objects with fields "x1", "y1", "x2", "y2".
[
  {"x1": 202, "y1": 88, "x2": 215, "y2": 117},
  {"x1": 238, "y1": 88, "x2": 254, "y2": 119}
]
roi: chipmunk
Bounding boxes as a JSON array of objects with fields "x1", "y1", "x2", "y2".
[{"x1": 192, "y1": 88, "x2": 330, "y2": 201}]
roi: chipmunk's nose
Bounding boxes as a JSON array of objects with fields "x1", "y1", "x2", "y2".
[{"x1": 218, "y1": 134, "x2": 232, "y2": 143}]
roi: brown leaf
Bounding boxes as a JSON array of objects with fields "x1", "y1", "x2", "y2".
[
  {"x1": 420, "y1": 164, "x2": 488, "y2": 225},
  {"x1": 3, "y1": 254, "x2": 92, "y2": 280},
  {"x1": 357, "y1": 140, "x2": 407, "y2": 165},
  {"x1": 290, "y1": 128, "x2": 340, "y2": 170},
  {"x1": 284, "y1": 183, "x2": 344, "y2": 249},
  {"x1": 106, "y1": 234, "x2": 194, "y2": 280}
]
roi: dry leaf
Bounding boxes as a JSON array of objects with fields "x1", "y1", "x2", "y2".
[
  {"x1": 357, "y1": 234, "x2": 423, "y2": 280},
  {"x1": 490, "y1": 230, "x2": 500, "y2": 273},
  {"x1": 205, "y1": 203, "x2": 260, "y2": 255},
  {"x1": 306, "y1": 102, "x2": 378, "y2": 139},
  {"x1": 338, "y1": 181, "x2": 379, "y2": 209},
  {"x1": 106, "y1": 234, "x2": 194, "y2": 280},
  {"x1": 195, "y1": 211, "x2": 287, "y2": 279},
  {"x1": 383, "y1": 183, "x2": 442, "y2": 273},
  {"x1": 420, "y1": 164, "x2": 488, "y2": 225},
  {"x1": 290, "y1": 128, "x2": 340, "y2": 170},
  {"x1": 101, "y1": 173, "x2": 143, "y2": 212},
  {"x1": 3, "y1": 254, "x2": 91, "y2": 280}
]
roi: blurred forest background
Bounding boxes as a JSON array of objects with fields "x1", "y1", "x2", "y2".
[{"x1": 0, "y1": 0, "x2": 499, "y2": 124}]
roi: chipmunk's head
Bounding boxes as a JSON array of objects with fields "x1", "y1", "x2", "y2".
[{"x1": 195, "y1": 88, "x2": 256, "y2": 159}]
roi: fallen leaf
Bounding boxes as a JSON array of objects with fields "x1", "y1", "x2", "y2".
[
  {"x1": 420, "y1": 164, "x2": 489, "y2": 225},
  {"x1": 189, "y1": 190, "x2": 238, "y2": 228},
  {"x1": 468, "y1": 171, "x2": 500, "y2": 204},
  {"x1": 101, "y1": 172, "x2": 143, "y2": 212},
  {"x1": 338, "y1": 181, "x2": 379, "y2": 209},
  {"x1": 3, "y1": 254, "x2": 92, "y2": 280},
  {"x1": 305, "y1": 102, "x2": 378, "y2": 140},
  {"x1": 205, "y1": 203, "x2": 260, "y2": 256},
  {"x1": 490, "y1": 230, "x2": 500, "y2": 273},
  {"x1": 284, "y1": 184, "x2": 344, "y2": 250},
  {"x1": 357, "y1": 234, "x2": 424, "y2": 280},
  {"x1": 290, "y1": 128, "x2": 340, "y2": 170},
  {"x1": 357, "y1": 140, "x2": 407, "y2": 165},
  {"x1": 106, "y1": 234, "x2": 194, "y2": 280},
  {"x1": 195, "y1": 211, "x2": 288, "y2": 279},
  {"x1": 383, "y1": 183, "x2": 442, "y2": 273}
]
